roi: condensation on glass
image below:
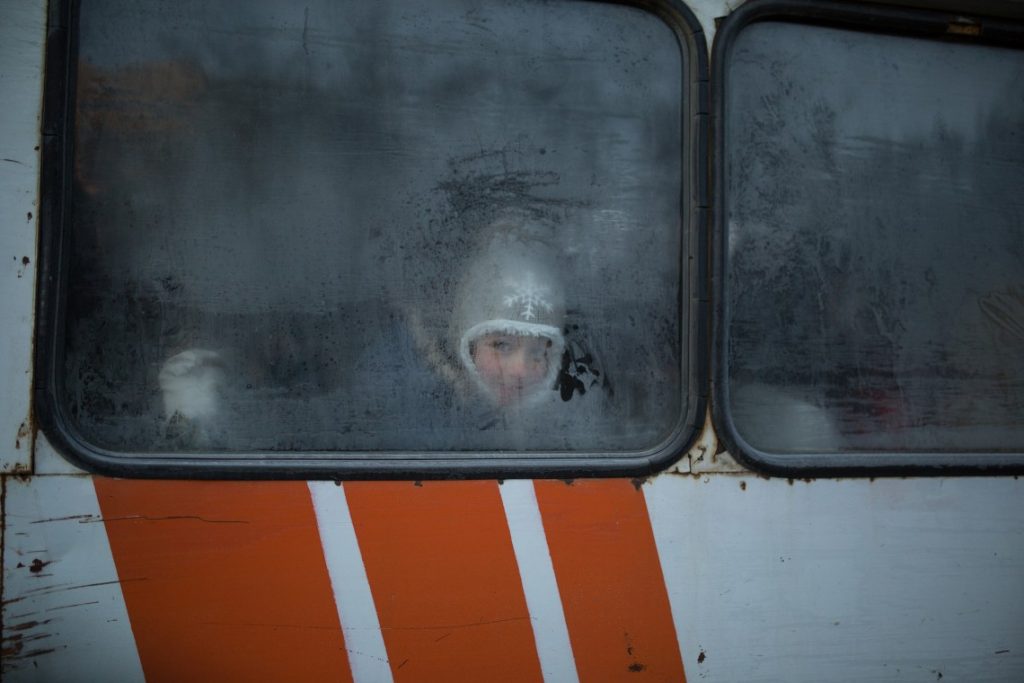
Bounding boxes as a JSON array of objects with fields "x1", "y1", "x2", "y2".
[
  {"x1": 723, "y1": 21, "x2": 1024, "y2": 455},
  {"x1": 63, "y1": 0, "x2": 686, "y2": 455}
]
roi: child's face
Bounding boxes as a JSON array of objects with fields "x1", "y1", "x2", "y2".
[{"x1": 471, "y1": 333, "x2": 554, "y2": 405}]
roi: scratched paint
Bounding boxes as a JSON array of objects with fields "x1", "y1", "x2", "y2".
[
  {"x1": 0, "y1": 0, "x2": 43, "y2": 473},
  {"x1": 2, "y1": 476, "x2": 145, "y2": 681},
  {"x1": 5, "y1": 3, "x2": 1024, "y2": 683}
]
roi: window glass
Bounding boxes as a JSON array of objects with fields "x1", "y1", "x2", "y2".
[
  {"x1": 62, "y1": 0, "x2": 687, "y2": 457},
  {"x1": 723, "y1": 20, "x2": 1024, "y2": 457}
]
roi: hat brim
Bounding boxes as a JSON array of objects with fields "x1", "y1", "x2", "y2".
[{"x1": 459, "y1": 319, "x2": 566, "y2": 406}]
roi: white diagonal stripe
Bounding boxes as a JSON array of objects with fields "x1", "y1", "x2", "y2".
[
  {"x1": 500, "y1": 480, "x2": 580, "y2": 683},
  {"x1": 309, "y1": 481, "x2": 394, "y2": 683}
]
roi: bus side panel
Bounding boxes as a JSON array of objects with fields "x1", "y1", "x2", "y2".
[
  {"x1": 648, "y1": 475, "x2": 1024, "y2": 682},
  {"x1": 5, "y1": 473, "x2": 1024, "y2": 682}
]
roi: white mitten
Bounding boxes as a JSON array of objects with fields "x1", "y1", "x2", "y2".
[{"x1": 158, "y1": 348, "x2": 225, "y2": 422}]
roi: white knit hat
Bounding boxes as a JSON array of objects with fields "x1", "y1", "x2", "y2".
[{"x1": 453, "y1": 221, "x2": 566, "y2": 405}]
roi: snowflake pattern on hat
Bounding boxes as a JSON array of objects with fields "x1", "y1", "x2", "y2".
[{"x1": 502, "y1": 273, "x2": 553, "y2": 321}]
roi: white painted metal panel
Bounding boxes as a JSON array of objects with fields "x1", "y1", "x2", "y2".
[
  {"x1": 33, "y1": 433, "x2": 85, "y2": 476},
  {"x1": 685, "y1": 0, "x2": 734, "y2": 38},
  {"x1": 646, "y1": 475, "x2": 1024, "y2": 682},
  {"x1": 2, "y1": 476, "x2": 145, "y2": 682},
  {"x1": 0, "y1": 0, "x2": 45, "y2": 472}
]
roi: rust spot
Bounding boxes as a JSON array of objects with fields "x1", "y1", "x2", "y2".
[
  {"x1": 786, "y1": 478, "x2": 794, "y2": 486},
  {"x1": 7, "y1": 619, "x2": 49, "y2": 632},
  {"x1": 413, "y1": 480, "x2": 423, "y2": 487},
  {"x1": 9, "y1": 462, "x2": 33, "y2": 481},
  {"x1": 739, "y1": 481, "x2": 747, "y2": 491},
  {"x1": 29, "y1": 558, "x2": 51, "y2": 574},
  {"x1": 15, "y1": 420, "x2": 32, "y2": 452},
  {"x1": 26, "y1": 213, "x2": 33, "y2": 222},
  {"x1": 623, "y1": 630, "x2": 645, "y2": 670},
  {"x1": 2, "y1": 630, "x2": 52, "y2": 657},
  {"x1": 698, "y1": 650, "x2": 707, "y2": 664},
  {"x1": 630, "y1": 478, "x2": 646, "y2": 491},
  {"x1": 947, "y1": 22, "x2": 981, "y2": 36},
  {"x1": 332, "y1": 480, "x2": 342, "y2": 487},
  {"x1": 561, "y1": 478, "x2": 575, "y2": 486},
  {"x1": 1, "y1": 636, "x2": 24, "y2": 658},
  {"x1": 22, "y1": 255, "x2": 30, "y2": 265}
]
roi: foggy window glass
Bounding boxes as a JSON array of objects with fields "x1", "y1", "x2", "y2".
[
  {"x1": 62, "y1": 0, "x2": 687, "y2": 457},
  {"x1": 723, "y1": 21, "x2": 1024, "y2": 456}
]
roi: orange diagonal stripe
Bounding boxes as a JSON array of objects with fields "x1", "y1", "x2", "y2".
[
  {"x1": 344, "y1": 481, "x2": 543, "y2": 683},
  {"x1": 536, "y1": 478, "x2": 686, "y2": 682},
  {"x1": 95, "y1": 479, "x2": 352, "y2": 683}
]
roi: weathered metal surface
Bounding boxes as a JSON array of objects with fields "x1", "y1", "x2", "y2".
[
  {"x1": 5, "y1": 473, "x2": 1024, "y2": 682},
  {"x1": 32, "y1": 433, "x2": 84, "y2": 476},
  {"x1": 4, "y1": 2, "x2": 1024, "y2": 682},
  {"x1": 0, "y1": 0, "x2": 45, "y2": 473},
  {"x1": 646, "y1": 474, "x2": 1024, "y2": 682},
  {"x1": 688, "y1": 409, "x2": 746, "y2": 473},
  {"x1": 2, "y1": 476, "x2": 144, "y2": 682}
]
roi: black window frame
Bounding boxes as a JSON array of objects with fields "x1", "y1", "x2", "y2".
[
  {"x1": 34, "y1": 0, "x2": 710, "y2": 480},
  {"x1": 711, "y1": 0, "x2": 1024, "y2": 477}
]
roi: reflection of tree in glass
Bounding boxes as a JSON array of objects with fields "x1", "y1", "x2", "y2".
[
  {"x1": 979, "y1": 288, "x2": 1024, "y2": 342},
  {"x1": 729, "y1": 65, "x2": 1024, "y2": 449}
]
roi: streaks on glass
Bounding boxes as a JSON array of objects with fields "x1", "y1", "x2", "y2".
[
  {"x1": 724, "y1": 22, "x2": 1024, "y2": 454},
  {"x1": 64, "y1": 0, "x2": 685, "y2": 454}
]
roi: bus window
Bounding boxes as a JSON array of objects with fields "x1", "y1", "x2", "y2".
[
  {"x1": 715, "y1": 2, "x2": 1024, "y2": 472},
  {"x1": 38, "y1": 0, "x2": 706, "y2": 477}
]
